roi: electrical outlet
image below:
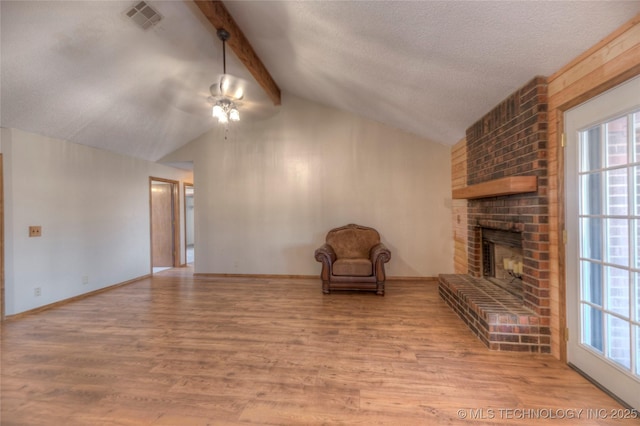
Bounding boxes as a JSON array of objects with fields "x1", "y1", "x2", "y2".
[
  {"x1": 34, "y1": 287, "x2": 41, "y2": 297},
  {"x1": 82, "y1": 276, "x2": 89, "y2": 285},
  {"x1": 29, "y1": 226, "x2": 42, "y2": 237}
]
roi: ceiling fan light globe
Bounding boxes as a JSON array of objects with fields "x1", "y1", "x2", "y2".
[
  {"x1": 212, "y1": 104, "x2": 224, "y2": 118},
  {"x1": 230, "y1": 108, "x2": 240, "y2": 121},
  {"x1": 218, "y1": 114, "x2": 229, "y2": 124}
]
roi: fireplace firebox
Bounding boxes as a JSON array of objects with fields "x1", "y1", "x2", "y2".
[{"x1": 481, "y1": 228, "x2": 524, "y2": 299}]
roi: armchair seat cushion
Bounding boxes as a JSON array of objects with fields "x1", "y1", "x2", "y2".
[{"x1": 333, "y1": 258, "x2": 372, "y2": 276}]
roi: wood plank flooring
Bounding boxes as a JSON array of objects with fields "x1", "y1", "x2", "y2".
[{"x1": 0, "y1": 267, "x2": 629, "y2": 425}]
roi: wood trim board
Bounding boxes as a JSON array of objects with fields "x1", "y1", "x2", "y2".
[{"x1": 452, "y1": 176, "x2": 538, "y2": 199}]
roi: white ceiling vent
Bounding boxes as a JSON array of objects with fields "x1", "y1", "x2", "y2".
[{"x1": 125, "y1": 1, "x2": 162, "y2": 30}]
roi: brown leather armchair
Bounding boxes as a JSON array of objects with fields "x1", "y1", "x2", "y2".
[{"x1": 314, "y1": 224, "x2": 391, "y2": 295}]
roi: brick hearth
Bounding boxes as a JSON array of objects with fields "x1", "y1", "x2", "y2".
[{"x1": 439, "y1": 274, "x2": 551, "y2": 353}]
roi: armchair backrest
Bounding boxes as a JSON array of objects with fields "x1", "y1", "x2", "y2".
[{"x1": 326, "y1": 224, "x2": 380, "y2": 259}]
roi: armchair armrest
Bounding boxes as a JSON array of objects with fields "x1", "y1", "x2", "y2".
[
  {"x1": 370, "y1": 243, "x2": 391, "y2": 282},
  {"x1": 314, "y1": 243, "x2": 336, "y2": 282},
  {"x1": 315, "y1": 243, "x2": 336, "y2": 263},
  {"x1": 370, "y1": 243, "x2": 391, "y2": 263}
]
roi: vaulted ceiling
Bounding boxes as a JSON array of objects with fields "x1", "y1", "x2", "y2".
[{"x1": 1, "y1": 1, "x2": 639, "y2": 162}]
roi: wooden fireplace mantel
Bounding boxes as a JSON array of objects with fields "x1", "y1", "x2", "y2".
[{"x1": 452, "y1": 176, "x2": 538, "y2": 200}]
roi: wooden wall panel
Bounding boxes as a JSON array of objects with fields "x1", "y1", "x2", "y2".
[
  {"x1": 451, "y1": 139, "x2": 467, "y2": 190},
  {"x1": 547, "y1": 13, "x2": 640, "y2": 360},
  {"x1": 451, "y1": 139, "x2": 468, "y2": 274}
]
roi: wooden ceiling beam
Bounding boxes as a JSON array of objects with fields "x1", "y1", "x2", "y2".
[{"x1": 194, "y1": 0, "x2": 281, "y2": 106}]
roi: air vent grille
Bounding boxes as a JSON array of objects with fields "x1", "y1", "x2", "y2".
[{"x1": 125, "y1": 1, "x2": 162, "y2": 30}]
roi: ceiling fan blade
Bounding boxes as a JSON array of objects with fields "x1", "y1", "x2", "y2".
[
  {"x1": 210, "y1": 74, "x2": 249, "y2": 101},
  {"x1": 234, "y1": 99, "x2": 279, "y2": 122},
  {"x1": 160, "y1": 77, "x2": 211, "y2": 116}
]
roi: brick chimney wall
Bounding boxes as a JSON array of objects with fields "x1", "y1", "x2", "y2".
[{"x1": 466, "y1": 76, "x2": 550, "y2": 317}]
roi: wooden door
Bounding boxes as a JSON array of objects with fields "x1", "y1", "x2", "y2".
[
  {"x1": 151, "y1": 181, "x2": 174, "y2": 268},
  {"x1": 184, "y1": 183, "x2": 194, "y2": 265},
  {"x1": 1, "y1": 154, "x2": 4, "y2": 320}
]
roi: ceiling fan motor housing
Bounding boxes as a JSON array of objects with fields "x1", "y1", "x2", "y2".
[{"x1": 217, "y1": 28, "x2": 230, "y2": 42}]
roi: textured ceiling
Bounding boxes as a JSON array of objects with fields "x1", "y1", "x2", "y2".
[{"x1": 1, "y1": 1, "x2": 639, "y2": 162}]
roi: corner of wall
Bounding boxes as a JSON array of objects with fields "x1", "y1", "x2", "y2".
[{"x1": 1, "y1": 128, "x2": 15, "y2": 315}]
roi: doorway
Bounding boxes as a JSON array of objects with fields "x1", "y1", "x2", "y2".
[
  {"x1": 565, "y1": 75, "x2": 640, "y2": 409},
  {"x1": 184, "y1": 183, "x2": 194, "y2": 265},
  {"x1": 1, "y1": 154, "x2": 4, "y2": 321},
  {"x1": 150, "y1": 178, "x2": 180, "y2": 273}
]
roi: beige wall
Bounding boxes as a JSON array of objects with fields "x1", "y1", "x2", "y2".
[
  {"x1": 163, "y1": 94, "x2": 454, "y2": 278},
  {"x1": 547, "y1": 14, "x2": 640, "y2": 360},
  {"x1": 1, "y1": 128, "x2": 192, "y2": 315}
]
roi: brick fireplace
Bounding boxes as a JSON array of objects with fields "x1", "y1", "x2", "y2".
[{"x1": 440, "y1": 77, "x2": 551, "y2": 353}]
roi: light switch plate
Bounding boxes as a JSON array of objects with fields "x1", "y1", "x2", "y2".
[{"x1": 29, "y1": 226, "x2": 42, "y2": 237}]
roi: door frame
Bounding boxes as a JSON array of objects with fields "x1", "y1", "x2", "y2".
[
  {"x1": 1, "y1": 154, "x2": 4, "y2": 321},
  {"x1": 183, "y1": 182, "x2": 194, "y2": 266},
  {"x1": 149, "y1": 177, "x2": 180, "y2": 272}
]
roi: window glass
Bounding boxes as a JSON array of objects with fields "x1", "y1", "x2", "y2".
[
  {"x1": 581, "y1": 260, "x2": 602, "y2": 306},
  {"x1": 581, "y1": 172, "x2": 603, "y2": 215},
  {"x1": 604, "y1": 265, "x2": 629, "y2": 318},
  {"x1": 605, "y1": 116, "x2": 628, "y2": 167},
  {"x1": 580, "y1": 217, "x2": 603, "y2": 260},
  {"x1": 634, "y1": 112, "x2": 640, "y2": 163},
  {"x1": 605, "y1": 169, "x2": 627, "y2": 216},
  {"x1": 606, "y1": 314, "x2": 630, "y2": 370},
  {"x1": 634, "y1": 166, "x2": 640, "y2": 216},
  {"x1": 581, "y1": 126, "x2": 602, "y2": 172},
  {"x1": 605, "y1": 219, "x2": 629, "y2": 267},
  {"x1": 636, "y1": 325, "x2": 640, "y2": 375},
  {"x1": 582, "y1": 303, "x2": 603, "y2": 352},
  {"x1": 635, "y1": 272, "x2": 640, "y2": 322},
  {"x1": 634, "y1": 220, "x2": 640, "y2": 269}
]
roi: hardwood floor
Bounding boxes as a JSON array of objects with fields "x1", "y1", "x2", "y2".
[{"x1": 1, "y1": 267, "x2": 628, "y2": 425}]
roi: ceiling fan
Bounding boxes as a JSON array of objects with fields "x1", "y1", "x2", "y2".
[
  {"x1": 160, "y1": 29, "x2": 273, "y2": 121},
  {"x1": 208, "y1": 28, "x2": 246, "y2": 124}
]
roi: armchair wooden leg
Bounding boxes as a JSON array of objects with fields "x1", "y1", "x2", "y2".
[
  {"x1": 376, "y1": 282, "x2": 385, "y2": 296},
  {"x1": 322, "y1": 281, "x2": 330, "y2": 294}
]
